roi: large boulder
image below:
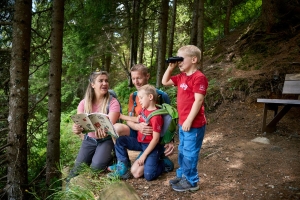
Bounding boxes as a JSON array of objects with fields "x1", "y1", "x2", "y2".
[{"x1": 99, "y1": 181, "x2": 140, "y2": 200}]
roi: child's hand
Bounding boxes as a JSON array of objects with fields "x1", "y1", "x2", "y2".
[
  {"x1": 182, "y1": 119, "x2": 192, "y2": 132},
  {"x1": 137, "y1": 154, "x2": 146, "y2": 166},
  {"x1": 168, "y1": 62, "x2": 178, "y2": 69}
]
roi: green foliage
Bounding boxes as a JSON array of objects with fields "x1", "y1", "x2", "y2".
[
  {"x1": 60, "y1": 112, "x2": 82, "y2": 167},
  {"x1": 113, "y1": 81, "x2": 136, "y2": 114},
  {"x1": 205, "y1": 78, "x2": 222, "y2": 111},
  {"x1": 230, "y1": 0, "x2": 262, "y2": 29},
  {"x1": 50, "y1": 166, "x2": 120, "y2": 200}
]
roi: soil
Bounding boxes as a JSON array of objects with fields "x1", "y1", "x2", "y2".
[
  {"x1": 125, "y1": 104, "x2": 300, "y2": 200},
  {"x1": 123, "y1": 25, "x2": 300, "y2": 200}
]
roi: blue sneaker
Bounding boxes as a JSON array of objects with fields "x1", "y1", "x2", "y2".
[
  {"x1": 107, "y1": 163, "x2": 117, "y2": 172},
  {"x1": 107, "y1": 161, "x2": 131, "y2": 179},
  {"x1": 163, "y1": 156, "x2": 174, "y2": 172},
  {"x1": 108, "y1": 160, "x2": 131, "y2": 172}
]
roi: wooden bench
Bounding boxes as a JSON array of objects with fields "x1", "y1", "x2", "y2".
[{"x1": 257, "y1": 74, "x2": 300, "y2": 133}]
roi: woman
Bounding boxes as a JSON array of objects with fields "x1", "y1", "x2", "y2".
[{"x1": 68, "y1": 70, "x2": 120, "y2": 180}]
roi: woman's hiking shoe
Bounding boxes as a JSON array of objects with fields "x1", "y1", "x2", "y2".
[
  {"x1": 169, "y1": 177, "x2": 182, "y2": 185},
  {"x1": 172, "y1": 177, "x2": 199, "y2": 192},
  {"x1": 163, "y1": 156, "x2": 174, "y2": 172},
  {"x1": 107, "y1": 161, "x2": 131, "y2": 179}
]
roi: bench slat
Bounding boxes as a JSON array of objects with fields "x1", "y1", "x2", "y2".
[
  {"x1": 285, "y1": 73, "x2": 300, "y2": 81},
  {"x1": 257, "y1": 98, "x2": 300, "y2": 104},
  {"x1": 282, "y1": 80, "x2": 300, "y2": 94}
]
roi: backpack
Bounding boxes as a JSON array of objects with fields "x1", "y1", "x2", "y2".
[
  {"x1": 143, "y1": 103, "x2": 178, "y2": 144},
  {"x1": 107, "y1": 89, "x2": 123, "y2": 122},
  {"x1": 130, "y1": 89, "x2": 170, "y2": 116}
]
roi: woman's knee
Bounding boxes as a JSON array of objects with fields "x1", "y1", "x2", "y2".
[{"x1": 114, "y1": 123, "x2": 130, "y2": 136}]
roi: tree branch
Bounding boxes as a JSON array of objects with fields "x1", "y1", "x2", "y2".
[
  {"x1": 0, "y1": 21, "x2": 12, "y2": 26},
  {"x1": 28, "y1": 91, "x2": 48, "y2": 114},
  {"x1": 29, "y1": 61, "x2": 51, "y2": 76},
  {"x1": 31, "y1": 32, "x2": 51, "y2": 52},
  {"x1": 0, "y1": 143, "x2": 12, "y2": 152},
  {"x1": 0, "y1": 128, "x2": 8, "y2": 133},
  {"x1": 32, "y1": 7, "x2": 52, "y2": 15}
]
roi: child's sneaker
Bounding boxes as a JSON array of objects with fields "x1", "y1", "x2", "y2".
[
  {"x1": 107, "y1": 161, "x2": 131, "y2": 179},
  {"x1": 172, "y1": 177, "x2": 199, "y2": 192},
  {"x1": 169, "y1": 177, "x2": 182, "y2": 185},
  {"x1": 108, "y1": 160, "x2": 131, "y2": 172}
]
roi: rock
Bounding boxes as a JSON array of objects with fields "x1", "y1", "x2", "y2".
[
  {"x1": 251, "y1": 137, "x2": 270, "y2": 144},
  {"x1": 99, "y1": 181, "x2": 140, "y2": 200}
]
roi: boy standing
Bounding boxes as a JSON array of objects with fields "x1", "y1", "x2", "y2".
[
  {"x1": 162, "y1": 45, "x2": 208, "y2": 192},
  {"x1": 108, "y1": 84, "x2": 164, "y2": 181}
]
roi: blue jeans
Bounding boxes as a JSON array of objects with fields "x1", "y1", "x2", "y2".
[
  {"x1": 115, "y1": 136, "x2": 164, "y2": 181},
  {"x1": 176, "y1": 125, "x2": 206, "y2": 186},
  {"x1": 129, "y1": 127, "x2": 138, "y2": 138}
]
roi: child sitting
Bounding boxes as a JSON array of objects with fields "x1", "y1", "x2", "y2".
[{"x1": 108, "y1": 84, "x2": 165, "y2": 181}]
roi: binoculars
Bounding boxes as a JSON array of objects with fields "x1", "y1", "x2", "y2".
[{"x1": 165, "y1": 56, "x2": 184, "y2": 63}]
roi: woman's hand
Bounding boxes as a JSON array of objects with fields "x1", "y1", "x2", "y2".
[
  {"x1": 72, "y1": 123, "x2": 83, "y2": 135},
  {"x1": 96, "y1": 128, "x2": 108, "y2": 139}
]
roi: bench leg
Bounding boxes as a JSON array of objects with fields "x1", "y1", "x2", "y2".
[
  {"x1": 262, "y1": 104, "x2": 278, "y2": 133},
  {"x1": 266, "y1": 105, "x2": 292, "y2": 132}
]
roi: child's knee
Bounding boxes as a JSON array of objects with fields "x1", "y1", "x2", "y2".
[
  {"x1": 143, "y1": 173, "x2": 156, "y2": 181},
  {"x1": 131, "y1": 162, "x2": 144, "y2": 178}
]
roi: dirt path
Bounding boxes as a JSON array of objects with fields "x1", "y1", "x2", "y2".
[{"x1": 125, "y1": 101, "x2": 300, "y2": 200}]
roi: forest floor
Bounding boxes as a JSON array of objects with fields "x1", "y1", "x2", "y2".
[
  {"x1": 124, "y1": 103, "x2": 300, "y2": 200},
  {"x1": 120, "y1": 24, "x2": 300, "y2": 200}
]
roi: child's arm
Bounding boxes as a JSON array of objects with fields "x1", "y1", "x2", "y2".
[
  {"x1": 137, "y1": 131, "x2": 160, "y2": 166},
  {"x1": 120, "y1": 113, "x2": 139, "y2": 123},
  {"x1": 182, "y1": 93, "x2": 205, "y2": 131},
  {"x1": 162, "y1": 63, "x2": 176, "y2": 86}
]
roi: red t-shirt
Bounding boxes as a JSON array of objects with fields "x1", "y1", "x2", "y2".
[
  {"x1": 171, "y1": 70, "x2": 208, "y2": 128},
  {"x1": 137, "y1": 109, "x2": 163, "y2": 143}
]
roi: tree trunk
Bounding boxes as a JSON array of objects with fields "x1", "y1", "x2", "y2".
[
  {"x1": 7, "y1": 0, "x2": 32, "y2": 199},
  {"x1": 261, "y1": 0, "x2": 276, "y2": 33},
  {"x1": 262, "y1": 0, "x2": 300, "y2": 33},
  {"x1": 156, "y1": 0, "x2": 169, "y2": 88},
  {"x1": 224, "y1": 0, "x2": 232, "y2": 36},
  {"x1": 190, "y1": 0, "x2": 199, "y2": 45},
  {"x1": 46, "y1": 0, "x2": 64, "y2": 188},
  {"x1": 168, "y1": 0, "x2": 177, "y2": 57},
  {"x1": 105, "y1": 53, "x2": 112, "y2": 72},
  {"x1": 138, "y1": 4, "x2": 146, "y2": 64},
  {"x1": 197, "y1": 0, "x2": 204, "y2": 71},
  {"x1": 129, "y1": 0, "x2": 141, "y2": 68}
]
